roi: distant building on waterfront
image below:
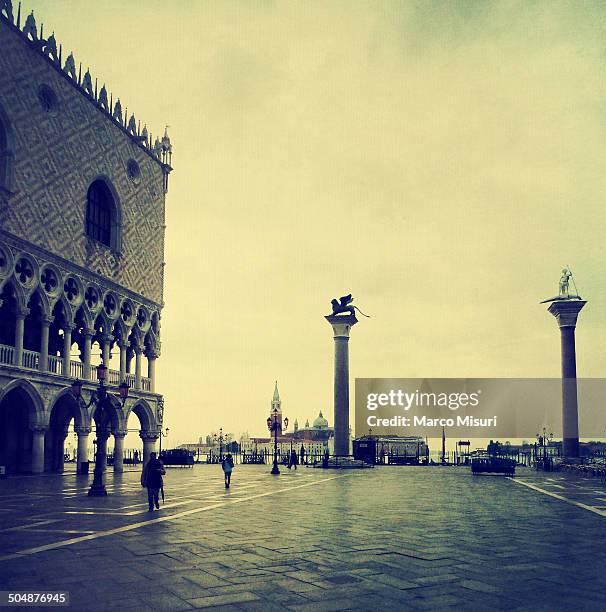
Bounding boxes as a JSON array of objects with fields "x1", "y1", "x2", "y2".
[
  {"x1": 239, "y1": 382, "x2": 335, "y2": 456},
  {"x1": 0, "y1": 5, "x2": 172, "y2": 474}
]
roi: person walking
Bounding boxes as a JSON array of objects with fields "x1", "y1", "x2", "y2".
[
  {"x1": 141, "y1": 451, "x2": 165, "y2": 511},
  {"x1": 289, "y1": 449, "x2": 298, "y2": 470},
  {"x1": 222, "y1": 453, "x2": 234, "y2": 488}
]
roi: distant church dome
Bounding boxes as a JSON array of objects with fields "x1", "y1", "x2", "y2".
[{"x1": 312, "y1": 411, "x2": 329, "y2": 429}]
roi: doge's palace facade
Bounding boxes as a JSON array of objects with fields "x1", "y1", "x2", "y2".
[{"x1": 0, "y1": 2, "x2": 171, "y2": 474}]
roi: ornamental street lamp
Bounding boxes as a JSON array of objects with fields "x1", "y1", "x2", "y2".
[
  {"x1": 536, "y1": 427, "x2": 554, "y2": 465},
  {"x1": 159, "y1": 427, "x2": 170, "y2": 455},
  {"x1": 213, "y1": 428, "x2": 225, "y2": 462},
  {"x1": 267, "y1": 408, "x2": 288, "y2": 475},
  {"x1": 71, "y1": 363, "x2": 129, "y2": 496}
]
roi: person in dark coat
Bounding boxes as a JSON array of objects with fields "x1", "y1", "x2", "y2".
[{"x1": 141, "y1": 452, "x2": 165, "y2": 511}]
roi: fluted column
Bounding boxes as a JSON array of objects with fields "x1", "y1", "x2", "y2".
[
  {"x1": 62, "y1": 323, "x2": 75, "y2": 377},
  {"x1": 141, "y1": 432, "x2": 158, "y2": 464},
  {"x1": 14, "y1": 306, "x2": 29, "y2": 367},
  {"x1": 31, "y1": 426, "x2": 46, "y2": 473},
  {"x1": 112, "y1": 432, "x2": 126, "y2": 473},
  {"x1": 75, "y1": 426, "x2": 91, "y2": 472},
  {"x1": 39, "y1": 315, "x2": 54, "y2": 372},
  {"x1": 83, "y1": 330, "x2": 94, "y2": 380}
]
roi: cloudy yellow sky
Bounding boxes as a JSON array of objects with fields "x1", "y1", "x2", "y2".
[{"x1": 28, "y1": 0, "x2": 606, "y2": 446}]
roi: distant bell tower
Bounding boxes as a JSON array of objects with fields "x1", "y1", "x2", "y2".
[{"x1": 269, "y1": 381, "x2": 283, "y2": 433}]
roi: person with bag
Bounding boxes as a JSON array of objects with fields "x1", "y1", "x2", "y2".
[
  {"x1": 222, "y1": 453, "x2": 234, "y2": 488},
  {"x1": 141, "y1": 452, "x2": 166, "y2": 511}
]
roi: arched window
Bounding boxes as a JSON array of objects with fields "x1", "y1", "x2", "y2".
[{"x1": 86, "y1": 180, "x2": 117, "y2": 248}]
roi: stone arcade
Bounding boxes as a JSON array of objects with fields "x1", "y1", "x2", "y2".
[{"x1": 0, "y1": 2, "x2": 172, "y2": 474}]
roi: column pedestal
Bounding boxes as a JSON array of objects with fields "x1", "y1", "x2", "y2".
[
  {"x1": 325, "y1": 314, "x2": 357, "y2": 456},
  {"x1": 547, "y1": 300, "x2": 587, "y2": 458}
]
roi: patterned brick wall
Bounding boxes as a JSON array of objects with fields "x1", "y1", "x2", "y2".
[{"x1": 0, "y1": 20, "x2": 166, "y2": 307}]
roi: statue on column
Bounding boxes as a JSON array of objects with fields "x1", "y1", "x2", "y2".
[
  {"x1": 541, "y1": 268, "x2": 582, "y2": 303},
  {"x1": 328, "y1": 294, "x2": 370, "y2": 317}
]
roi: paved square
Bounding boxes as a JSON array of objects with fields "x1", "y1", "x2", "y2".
[{"x1": 1, "y1": 465, "x2": 605, "y2": 610}]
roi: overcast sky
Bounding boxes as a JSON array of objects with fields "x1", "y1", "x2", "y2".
[{"x1": 29, "y1": 1, "x2": 606, "y2": 447}]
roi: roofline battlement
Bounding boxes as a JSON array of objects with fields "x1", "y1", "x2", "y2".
[{"x1": 0, "y1": 0, "x2": 173, "y2": 174}]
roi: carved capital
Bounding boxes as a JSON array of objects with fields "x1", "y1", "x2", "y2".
[
  {"x1": 113, "y1": 430, "x2": 127, "y2": 439},
  {"x1": 140, "y1": 431, "x2": 159, "y2": 442},
  {"x1": 75, "y1": 426, "x2": 92, "y2": 436},
  {"x1": 15, "y1": 306, "x2": 30, "y2": 319},
  {"x1": 99, "y1": 333, "x2": 114, "y2": 345},
  {"x1": 30, "y1": 424, "x2": 48, "y2": 434},
  {"x1": 548, "y1": 300, "x2": 587, "y2": 328}
]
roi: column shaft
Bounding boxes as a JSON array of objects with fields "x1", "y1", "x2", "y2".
[
  {"x1": 334, "y1": 336, "x2": 350, "y2": 456},
  {"x1": 148, "y1": 357, "x2": 156, "y2": 392},
  {"x1": 83, "y1": 333, "x2": 93, "y2": 380},
  {"x1": 31, "y1": 430, "x2": 45, "y2": 473},
  {"x1": 560, "y1": 326, "x2": 580, "y2": 457},
  {"x1": 14, "y1": 313, "x2": 26, "y2": 367},
  {"x1": 77, "y1": 430, "x2": 90, "y2": 469},
  {"x1": 113, "y1": 434, "x2": 125, "y2": 473},
  {"x1": 119, "y1": 343, "x2": 127, "y2": 383},
  {"x1": 135, "y1": 349, "x2": 142, "y2": 390},
  {"x1": 142, "y1": 436, "x2": 157, "y2": 464},
  {"x1": 39, "y1": 318, "x2": 51, "y2": 372},
  {"x1": 62, "y1": 325, "x2": 73, "y2": 376}
]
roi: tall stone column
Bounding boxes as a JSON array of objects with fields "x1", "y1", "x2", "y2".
[
  {"x1": 113, "y1": 431, "x2": 126, "y2": 473},
  {"x1": 13, "y1": 307, "x2": 29, "y2": 367},
  {"x1": 76, "y1": 426, "x2": 91, "y2": 472},
  {"x1": 62, "y1": 323, "x2": 75, "y2": 377},
  {"x1": 141, "y1": 432, "x2": 158, "y2": 464},
  {"x1": 56, "y1": 429, "x2": 69, "y2": 473},
  {"x1": 31, "y1": 426, "x2": 46, "y2": 473},
  {"x1": 547, "y1": 300, "x2": 587, "y2": 458},
  {"x1": 325, "y1": 314, "x2": 358, "y2": 456},
  {"x1": 39, "y1": 315, "x2": 53, "y2": 372}
]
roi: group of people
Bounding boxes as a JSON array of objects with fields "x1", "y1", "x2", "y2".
[{"x1": 141, "y1": 451, "x2": 236, "y2": 509}]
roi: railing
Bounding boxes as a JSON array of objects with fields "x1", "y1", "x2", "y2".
[
  {"x1": 48, "y1": 354, "x2": 62, "y2": 375},
  {"x1": 0, "y1": 344, "x2": 15, "y2": 366},
  {"x1": 70, "y1": 360, "x2": 83, "y2": 379},
  {"x1": 0, "y1": 343, "x2": 154, "y2": 393},
  {"x1": 21, "y1": 349, "x2": 40, "y2": 370}
]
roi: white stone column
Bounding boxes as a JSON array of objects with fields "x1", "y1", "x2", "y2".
[
  {"x1": 39, "y1": 315, "x2": 53, "y2": 372},
  {"x1": 31, "y1": 426, "x2": 46, "y2": 474},
  {"x1": 62, "y1": 323, "x2": 75, "y2": 377},
  {"x1": 113, "y1": 431, "x2": 126, "y2": 473},
  {"x1": 141, "y1": 432, "x2": 158, "y2": 464},
  {"x1": 76, "y1": 426, "x2": 91, "y2": 470},
  {"x1": 13, "y1": 307, "x2": 29, "y2": 367}
]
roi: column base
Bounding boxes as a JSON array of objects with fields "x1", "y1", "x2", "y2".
[{"x1": 562, "y1": 437, "x2": 580, "y2": 458}]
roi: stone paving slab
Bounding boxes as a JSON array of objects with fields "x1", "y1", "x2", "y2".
[{"x1": 1, "y1": 465, "x2": 606, "y2": 610}]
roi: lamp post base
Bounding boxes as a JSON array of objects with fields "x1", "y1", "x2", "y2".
[
  {"x1": 87, "y1": 483, "x2": 108, "y2": 496},
  {"x1": 271, "y1": 461, "x2": 280, "y2": 475}
]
